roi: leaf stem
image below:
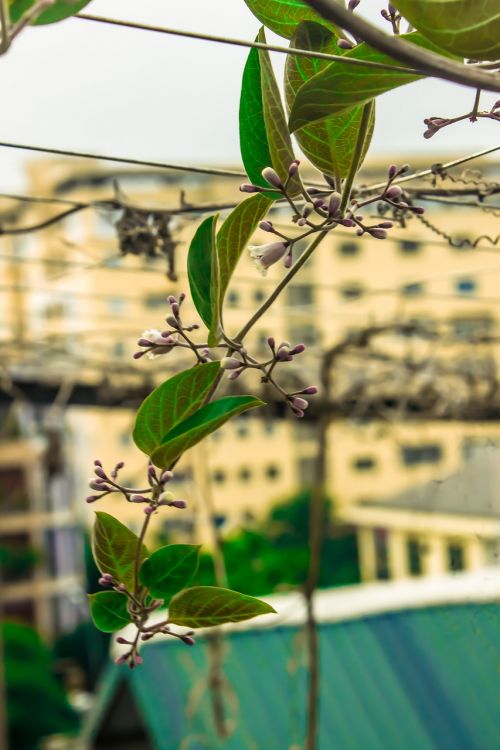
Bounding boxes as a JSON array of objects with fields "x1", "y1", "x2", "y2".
[
  {"x1": 339, "y1": 103, "x2": 373, "y2": 215},
  {"x1": 133, "y1": 511, "x2": 152, "y2": 598}
]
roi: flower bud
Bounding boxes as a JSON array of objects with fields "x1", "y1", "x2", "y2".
[
  {"x1": 291, "y1": 407, "x2": 305, "y2": 418},
  {"x1": 338, "y1": 38, "x2": 354, "y2": 49},
  {"x1": 160, "y1": 470, "x2": 174, "y2": 483},
  {"x1": 259, "y1": 220, "x2": 274, "y2": 232},
  {"x1": 292, "y1": 397, "x2": 309, "y2": 411},
  {"x1": 369, "y1": 228, "x2": 388, "y2": 240},
  {"x1": 328, "y1": 192, "x2": 341, "y2": 216},
  {"x1": 288, "y1": 159, "x2": 300, "y2": 176},
  {"x1": 413, "y1": 206, "x2": 425, "y2": 215},
  {"x1": 221, "y1": 356, "x2": 243, "y2": 370},
  {"x1": 86, "y1": 495, "x2": 99, "y2": 503},
  {"x1": 116, "y1": 637, "x2": 130, "y2": 645},
  {"x1": 348, "y1": 0, "x2": 360, "y2": 8},
  {"x1": 144, "y1": 505, "x2": 154, "y2": 515},
  {"x1": 289, "y1": 344, "x2": 306, "y2": 355},
  {"x1": 131, "y1": 494, "x2": 148, "y2": 503},
  {"x1": 159, "y1": 491, "x2": 174, "y2": 504},
  {"x1": 301, "y1": 385, "x2": 318, "y2": 395},
  {"x1": 386, "y1": 186, "x2": 402, "y2": 200},
  {"x1": 181, "y1": 635, "x2": 195, "y2": 646},
  {"x1": 261, "y1": 167, "x2": 282, "y2": 189},
  {"x1": 240, "y1": 183, "x2": 259, "y2": 193},
  {"x1": 115, "y1": 655, "x2": 128, "y2": 665},
  {"x1": 94, "y1": 467, "x2": 107, "y2": 479},
  {"x1": 341, "y1": 218, "x2": 354, "y2": 227},
  {"x1": 228, "y1": 369, "x2": 243, "y2": 380},
  {"x1": 378, "y1": 221, "x2": 393, "y2": 229},
  {"x1": 387, "y1": 164, "x2": 398, "y2": 179},
  {"x1": 267, "y1": 336, "x2": 275, "y2": 350},
  {"x1": 169, "y1": 499, "x2": 187, "y2": 509},
  {"x1": 94, "y1": 459, "x2": 103, "y2": 467}
]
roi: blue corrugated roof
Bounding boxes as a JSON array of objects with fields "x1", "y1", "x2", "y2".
[{"x1": 88, "y1": 601, "x2": 500, "y2": 749}]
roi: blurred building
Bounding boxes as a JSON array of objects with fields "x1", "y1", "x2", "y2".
[{"x1": 0, "y1": 156, "x2": 499, "y2": 581}]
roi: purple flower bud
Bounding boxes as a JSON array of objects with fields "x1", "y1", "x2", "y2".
[
  {"x1": 115, "y1": 461, "x2": 124, "y2": 471},
  {"x1": 117, "y1": 583, "x2": 126, "y2": 592},
  {"x1": 98, "y1": 576, "x2": 109, "y2": 586},
  {"x1": 302, "y1": 202, "x2": 314, "y2": 219},
  {"x1": 348, "y1": 0, "x2": 360, "y2": 8},
  {"x1": 387, "y1": 164, "x2": 398, "y2": 179},
  {"x1": 289, "y1": 344, "x2": 306, "y2": 355},
  {"x1": 267, "y1": 336, "x2": 275, "y2": 350},
  {"x1": 133, "y1": 351, "x2": 145, "y2": 359},
  {"x1": 288, "y1": 160, "x2": 300, "y2": 176},
  {"x1": 181, "y1": 635, "x2": 195, "y2": 646},
  {"x1": 378, "y1": 221, "x2": 393, "y2": 229},
  {"x1": 169, "y1": 499, "x2": 187, "y2": 509},
  {"x1": 115, "y1": 655, "x2": 128, "y2": 665},
  {"x1": 297, "y1": 217, "x2": 307, "y2": 227},
  {"x1": 413, "y1": 206, "x2": 425, "y2": 215},
  {"x1": 86, "y1": 495, "x2": 99, "y2": 503},
  {"x1": 167, "y1": 295, "x2": 176, "y2": 304},
  {"x1": 292, "y1": 407, "x2": 305, "y2": 418},
  {"x1": 249, "y1": 241, "x2": 288, "y2": 275},
  {"x1": 228, "y1": 369, "x2": 243, "y2": 380},
  {"x1": 131, "y1": 494, "x2": 148, "y2": 503},
  {"x1": 161, "y1": 470, "x2": 174, "y2": 483},
  {"x1": 369, "y1": 228, "x2": 388, "y2": 240},
  {"x1": 301, "y1": 386, "x2": 318, "y2": 395},
  {"x1": 341, "y1": 218, "x2": 355, "y2": 227},
  {"x1": 259, "y1": 220, "x2": 274, "y2": 232},
  {"x1": 141, "y1": 632, "x2": 154, "y2": 641},
  {"x1": 134, "y1": 655, "x2": 143, "y2": 666},
  {"x1": 356, "y1": 228, "x2": 364, "y2": 236},
  {"x1": 385, "y1": 185, "x2": 403, "y2": 200},
  {"x1": 277, "y1": 345, "x2": 291, "y2": 361},
  {"x1": 240, "y1": 183, "x2": 259, "y2": 193},
  {"x1": 166, "y1": 315, "x2": 179, "y2": 329},
  {"x1": 148, "y1": 465, "x2": 157, "y2": 478},
  {"x1": 170, "y1": 302, "x2": 180, "y2": 318},
  {"x1": 292, "y1": 397, "x2": 309, "y2": 410},
  {"x1": 102, "y1": 573, "x2": 113, "y2": 582},
  {"x1": 388, "y1": 3, "x2": 396, "y2": 14},
  {"x1": 313, "y1": 198, "x2": 326, "y2": 210},
  {"x1": 221, "y1": 356, "x2": 243, "y2": 370},
  {"x1": 137, "y1": 338, "x2": 153, "y2": 347},
  {"x1": 144, "y1": 506, "x2": 154, "y2": 515},
  {"x1": 328, "y1": 192, "x2": 341, "y2": 216},
  {"x1": 338, "y1": 38, "x2": 354, "y2": 49},
  {"x1": 284, "y1": 250, "x2": 293, "y2": 269},
  {"x1": 261, "y1": 167, "x2": 282, "y2": 189},
  {"x1": 116, "y1": 637, "x2": 130, "y2": 645},
  {"x1": 179, "y1": 292, "x2": 186, "y2": 304},
  {"x1": 94, "y1": 460, "x2": 103, "y2": 467},
  {"x1": 400, "y1": 164, "x2": 410, "y2": 174},
  {"x1": 94, "y1": 467, "x2": 107, "y2": 479}
]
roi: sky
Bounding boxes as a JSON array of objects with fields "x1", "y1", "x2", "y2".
[{"x1": 0, "y1": 0, "x2": 498, "y2": 189}]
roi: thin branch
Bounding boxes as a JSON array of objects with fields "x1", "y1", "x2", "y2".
[
  {"x1": 302, "y1": 0, "x2": 500, "y2": 92},
  {"x1": 339, "y1": 103, "x2": 373, "y2": 214},
  {"x1": 76, "y1": 13, "x2": 423, "y2": 75},
  {"x1": 0, "y1": 204, "x2": 85, "y2": 235}
]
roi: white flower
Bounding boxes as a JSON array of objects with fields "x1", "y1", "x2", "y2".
[
  {"x1": 141, "y1": 329, "x2": 165, "y2": 345},
  {"x1": 249, "y1": 241, "x2": 287, "y2": 276}
]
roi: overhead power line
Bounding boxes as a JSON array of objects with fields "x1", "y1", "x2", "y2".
[{"x1": 75, "y1": 13, "x2": 422, "y2": 75}]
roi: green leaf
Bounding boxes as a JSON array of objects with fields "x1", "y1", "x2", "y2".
[
  {"x1": 133, "y1": 361, "x2": 221, "y2": 457},
  {"x1": 391, "y1": 0, "x2": 500, "y2": 61},
  {"x1": 288, "y1": 32, "x2": 451, "y2": 132},
  {"x1": 239, "y1": 29, "x2": 301, "y2": 196},
  {"x1": 217, "y1": 193, "x2": 273, "y2": 314},
  {"x1": 89, "y1": 592, "x2": 131, "y2": 633},
  {"x1": 9, "y1": 0, "x2": 92, "y2": 25},
  {"x1": 151, "y1": 395, "x2": 265, "y2": 469},
  {"x1": 139, "y1": 544, "x2": 200, "y2": 603},
  {"x1": 168, "y1": 586, "x2": 276, "y2": 628},
  {"x1": 243, "y1": 0, "x2": 337, "y2": 39},
  {"x1": 92, "y1": 512, "x2": 148, "y2": 592},
  {"x1": 187, "y1": 215, "x2": 221, "y2": 344},
  {"x1": 285, "y1": 21, "x2": 375, "y2": 179}
]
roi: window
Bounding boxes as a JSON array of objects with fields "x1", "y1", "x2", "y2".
[
  {"x1": 407, "y1": 538, "x2": 423, "y2": 576},
  {"x1": 265, "y1": 465, "x2": 280, "y2": 480},
  {"x1": 451, "y1": 316, "x2": 493, "y2": 340},
  {"x1": 3, "y1": 599, "x2": 35, "y2": 626},
  {"x1": 145, "y1": 294, "x2": 166, "y2": 309},
  {"x1": 236, "y1": 422, "x2": 249, "y2": 438},
  {"x1": 338, "y1": 241, "x2": 360, "y2": 256},
  {"x1": 447, "y1": 543, "x2": 465, "y2": 572},
  {"x1": 253, "y1": 289, "x2": 266, "y2": 303},
  {"x1": 401, "y1": 444, "x2": 442, "y2": 465},
  {"x1": 352, "y1": 456, "x2": 376, "y2": 472},
  {"x1": 298, "y1": 457, "x2": 316, "y2": 486},
  {"x1": 401, "y1": 282, "x2": 424, "y2": 297},
  {"x1": 484, "y1": 538, "x2": 500, "y2": 566},
  {"x1": 0, "y1": 533, "x2": 36, "y2": 582},
  {"x1": 292, "y1": 324, "x2": 319, "y2": 346},
  {"x1": 212, "y1": 470, "x2": 226, "y2": 484},
  {"x1": 340, "y1": 283, "x2": 363, "y2": 300},
  {"x1": 399, "y1": 240, "x2": 421, "y2": 254},
  {"x1": 0, "y1": 467, "x2": 30, "y2": 514},
  {"x1": 456, "y1": 278, "x2": 476, "y2": 295},
  {"x1": 227, "y1": 290, "x2": 240, "y2": 307},
  {"x1": 287, "y1": 284, "x2": 314, "y2": 306},
  {"x1": 374, "y1": 528, "x2": 390, "y2": 580},
  {"x1": 239, "y1": 467, "x2": 252, "y2": 482},
  {"x1": 263, "y1": 422, "x2": 275, "y2": 436},
  {"x1": 44, "y1": 302, "x2": 65, "y2": 319},
  {"x1": 294, "y1": 422, "x2": 318, "y2": 441},
  {"x1": 107, "y1": 297, "x2": 126, "y2": 314},
  {"x1": 113, "y1": 342, "x2": 126, "y2": 358},
  {"x1": 44, "y1": 528, "x2": 81, "y2": 577}
]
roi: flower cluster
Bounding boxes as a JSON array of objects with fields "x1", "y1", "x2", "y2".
[
  {"x1": 241, "y1": 161, "x2": 425, "y2": 276},
  {"x1": 87, "y1": 459, "x2": 186, "y2": 514},
  {"x1": 133, "y1": 293, "x2": 208, "y2": 362},
  {"x1": 221, "y1": 337, "x2": 318, "y2": 417}
]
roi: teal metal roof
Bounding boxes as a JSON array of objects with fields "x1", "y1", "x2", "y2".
[{"x1": 89, "y1": 602, "x2": 500, "y2": 749}]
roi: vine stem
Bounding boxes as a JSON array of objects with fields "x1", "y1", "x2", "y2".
[
  {"x1": 339, "y1": 103, "x2": 373, "y2": 215},
  {"x1": 133, "y1": 509, "x2": 152, "y2": 598},
  {"x1": 302, "y1": 0, "x2": 500, "y2": 92}
]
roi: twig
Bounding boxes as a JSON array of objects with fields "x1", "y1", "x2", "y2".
[{"x1": 301, "y1": 0, "x2": 500, "y2": 92}]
